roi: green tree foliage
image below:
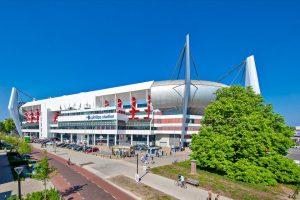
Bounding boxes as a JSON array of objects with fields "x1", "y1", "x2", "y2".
[
  {"x1": 18, "y1": 140, "x2": 32, "y2": 155},
  {"x1": 33, "y1": 156, "x2": 55, "y2": 200},
  {"x1": 8, "y1": 188, "x2": 60, "y2": 200},
  {"x1": 190, "y1": 86, "x2": 300, "y2": 185},
  {"x1": 3, "y1": 118, "x2": 16, "y2": 133},
  {"x1": 0, "y1": 121, "x2": 5, "y2": 132},
  {"x1": 0, "y1": 133, "x2": 32, "y2": 154}
]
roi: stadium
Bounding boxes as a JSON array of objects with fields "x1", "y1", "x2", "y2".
[{"x1": 8, "y1": 35, "x2": 261, "y2": 148}]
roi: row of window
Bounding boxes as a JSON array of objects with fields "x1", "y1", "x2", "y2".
[
  {"x1": 51, "y1": 125, "x2": 153, "y2": 130},
  {"x1": 22, "y1": 124, "x2": 39, "y2": 129},
  {"x1": 58, "y1": 120, "x2": 116, "y2": 127},
  {"x1": 58, "y1": 105, "x2": 149, "y2": 117},
  {"x1": 59, "y1": 109, "x2": 116, "y2": 116},
  {"x1": 51, "y1": 125, "x2": 116, "y2": 130}
]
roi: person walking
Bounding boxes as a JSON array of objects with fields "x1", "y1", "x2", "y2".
[
  {"x1": 207, "y1": 190, "x2": 212, "y2": 200},
  {"x1": 215, "y1": 194, "x2": 220, "y2": 200},
  {"x1": 151, "y1": 155, "x2": 154, "y2": 164}
]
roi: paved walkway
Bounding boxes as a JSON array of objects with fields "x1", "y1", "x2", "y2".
[
  {"x1": 0, "y1": 152, "x2": 14, "y2": 199},
  {"x1": 32, "y1": 148, "x2": 135, "y2": 200},
  {"x1": 34, "y1": 144, "x2": 231, "y2": 200},
  {"x1": 0, "y1": 151, "x2": 53, "y2": 200},
  {"x1": 0, "y1": 152, "x2": 14, "y2": 185}
]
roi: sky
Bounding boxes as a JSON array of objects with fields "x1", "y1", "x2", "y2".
[{"x1": 0, "y1": 0, "x2": 299, "y2": 126}]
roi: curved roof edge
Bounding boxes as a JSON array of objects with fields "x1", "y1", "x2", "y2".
[
  {"x1": 21, "y1": 81, "x2": 154, "y2": 107},
  {"x1": 152, "y1": 80, "x2": 227, "y2": 87}
]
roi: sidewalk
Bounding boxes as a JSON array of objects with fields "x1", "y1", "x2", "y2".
[
  {"x1": 34, "y1": 144, "x2": 231, "y2": 200},
  {"x1": 0, "y1": 151, "x2": 53, "y2": 200},
  {"x1": 0, "y1": 151, "x2": 14, "y2": 199}
]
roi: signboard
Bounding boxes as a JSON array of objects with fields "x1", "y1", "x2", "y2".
[
  {"x1": 86, "y1": 114, "x2": 115, "y2": 120},
  {"x1": 58, "y1": 113, "x2": 117, "y2": 122},
  {"x1": 14, "y1": 166, "x2": 23, "y2": 175}
]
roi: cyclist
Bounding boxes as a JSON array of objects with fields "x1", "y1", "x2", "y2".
[{"x1": 179, "y1": 174, "x2": 185, "y2": 187}]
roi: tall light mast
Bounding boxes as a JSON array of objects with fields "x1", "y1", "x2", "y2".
[
  {"x1": 8, "y1": 87, "x2": 22, "y2": 135},
  {"x1": 181, "y1": 34, "x2": 191, "y2": 147},
  {"x1": 245, "y1": 55, "x2": 261, "y2": 94}
]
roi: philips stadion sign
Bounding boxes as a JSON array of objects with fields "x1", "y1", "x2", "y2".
[
  {"x1": 86, "y1": 114, "x2": 115, "y2": 120},
  {"x1": 57, "y1": 113, "x2": 118, "y2": 122}
]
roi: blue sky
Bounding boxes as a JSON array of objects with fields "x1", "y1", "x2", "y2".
[{"x1": 0, "y1": 0, "x2": 299, "y2": 125}]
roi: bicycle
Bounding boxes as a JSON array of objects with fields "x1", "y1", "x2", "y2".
[{"x1": 174, "y1": 180, "x2": 187, "y2": 189}]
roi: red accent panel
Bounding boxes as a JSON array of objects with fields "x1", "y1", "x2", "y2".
[
  {"x1": 29, "y1": 110, "x2": 34, "y2": 123},
  {"x1": 117, "y1": 99, "x2": 123, "y2": 108},
  {"x1": 52, "y1": 112, "x2": 59, "y2": 123},
  {"x1": 161, "y1": 118, "x2": 183, "y2": 123},
  {"x1": 23, "y1": 111, "x2": 29, "y2": 122},
  {"x1": 187, "y1": 127, "x2": 200, "y2": 131},
  {"x1": 35, "y1": 109, "x2": 40, "y2": 122},
  {"x1": 194, "y1": 119, "x2": 201, "y2": 124},
  {"x1": 144, "y1": 95, "x2": 151, "y2": 119},
  {"x1": 104, "y1": 100, "x2": 109, "y2": 107},
  {"x1": 129, "y1": 97, "x2": 139, "y2": 119}
]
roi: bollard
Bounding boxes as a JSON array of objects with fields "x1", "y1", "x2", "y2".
[{"x1": 191, "y1": 160, "x2": 197, "y2": 174}]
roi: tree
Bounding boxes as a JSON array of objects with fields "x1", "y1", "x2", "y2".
[
  {"x1": 33, "y1": 155, "x2": 54, "y2": 200},
  {"x1": 4, "y1": 135, "x2": 20, "y2": 152},
  {"x1": 0, "y1": 121, "x2": 5, "y2": 132},
  {"x1": 190, "y1": 86, "x2": 300, "y2": 185},
  {"x1": 18, "y1": 141, "x2": 32, "y2": 155},
  {"x1": 3, "y1": 118, "x2": 16, "y2": 133}
]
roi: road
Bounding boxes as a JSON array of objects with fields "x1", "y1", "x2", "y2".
[{"x1": 32, "y1": 148, "x2": 134, "y2": 200}]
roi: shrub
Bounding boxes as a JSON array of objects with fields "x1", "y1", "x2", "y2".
[
  {"x1": 258, "y1": 154, "x2": 300, "y2": 184},
  {"x1": 8, "y1": 189, "x2": 60, "y2": 200},
  {"x1": 226, "y1": 159, "x2": 277, "y2": 186}
]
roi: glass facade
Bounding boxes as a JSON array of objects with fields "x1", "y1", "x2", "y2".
[
  {"x1": 22, "y1": 123, "x2": 39, "y2": 130},
  {"x1": 51, "y1": 120, "x2": 116, "y2": 130},
  {"x1": 60, "y1": 109, "x2": 116, "y2": 116}
]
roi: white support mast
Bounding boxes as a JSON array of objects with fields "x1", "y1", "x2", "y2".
[
  {"x1": 8, "y1": 87, "x2": 22, "y2": 135},
  {"x1": 181, "y1": 34, "x2": 191, "y2": 147},
  {"x1": 245, "y1": 55, "x2": 261, "y2": 94}
]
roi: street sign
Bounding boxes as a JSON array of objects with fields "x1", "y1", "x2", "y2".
[{"x1": 14, "y1": 166, "x2": 23, "y2": 175}]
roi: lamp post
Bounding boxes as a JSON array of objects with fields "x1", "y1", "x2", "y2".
[
  {"x1": 14, "y1": 166, "x2": 23, "y2": 200},
  {"x1": 136, "y1": 152, "x2": 139, "y2": 174},
  {"x1": 135, "y1": 152, "x2": 140, "y2": 182}
]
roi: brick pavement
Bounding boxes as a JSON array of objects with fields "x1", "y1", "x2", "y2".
[
  {"x1": 32, "y1": 148, "x2": 135, "y2": 200},
  {"x1": 51, "y1": 173, "x2": 82, "y2": 200}
]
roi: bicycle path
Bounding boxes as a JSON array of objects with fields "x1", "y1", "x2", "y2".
[
  {"x1": 33, "y1": 144, "x2": 231, "y2": 200},
  {"x1": 32, "y1": 148, "x2": 135, "y2": 200}
]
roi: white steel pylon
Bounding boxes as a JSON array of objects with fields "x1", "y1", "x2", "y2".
[
  {"x1": 180, "y1": 34, "x2": 191, "y2": 147},
  {"x1": 8, "y1": 87, "x2": 22, "y2": 135},
  {"x1": 245, "y1": 55, "x2": 261, "y2": 94}
]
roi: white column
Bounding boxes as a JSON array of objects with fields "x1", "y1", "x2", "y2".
[
  {"x1": 131, "y1": 134, "x2": 133, "y2": 146},
  {"x1": 107, "y1": 134, "x2": 109, "y2": 146},
  {"x1": 93, "y1": 134, "x2": 96, "y2": 146},
  {"x1": 147, "y1": 135, "x2": 150, "y2": 146},
  {"x1": 245, "y1": 55, "x2": 261, "y2": 94},
  {"x1": 70, "y1": 134, "x2": 73, "y2": 143},
  {"x1": 114, "y1": 134, "x2": 117, "y2": 146},
  {"x1": 87, "y1": 134, "x2": 90, "y2": 145},
  {"x1": 60, "y1": 134, "x2": 63, "y2": 142}
]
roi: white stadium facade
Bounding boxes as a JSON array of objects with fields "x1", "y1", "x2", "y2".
[{"x1": 8, "y1": 35, "x2": 261, "y2": 148}]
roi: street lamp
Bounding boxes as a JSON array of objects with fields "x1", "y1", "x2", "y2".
[
  {"x1": 135, "y1": 152, "x2": 140, "y2": 182},
  {"x1": 14, "y1": 166, "x2": 23, "y2": 200}
]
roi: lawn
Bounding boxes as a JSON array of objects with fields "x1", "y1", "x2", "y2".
[
  {"x1": 150, "y1": 161, "x2": 298, "y2": 200},
  {"x1": 109, "y1": 175, "x2": 178, "y2": 200}
]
